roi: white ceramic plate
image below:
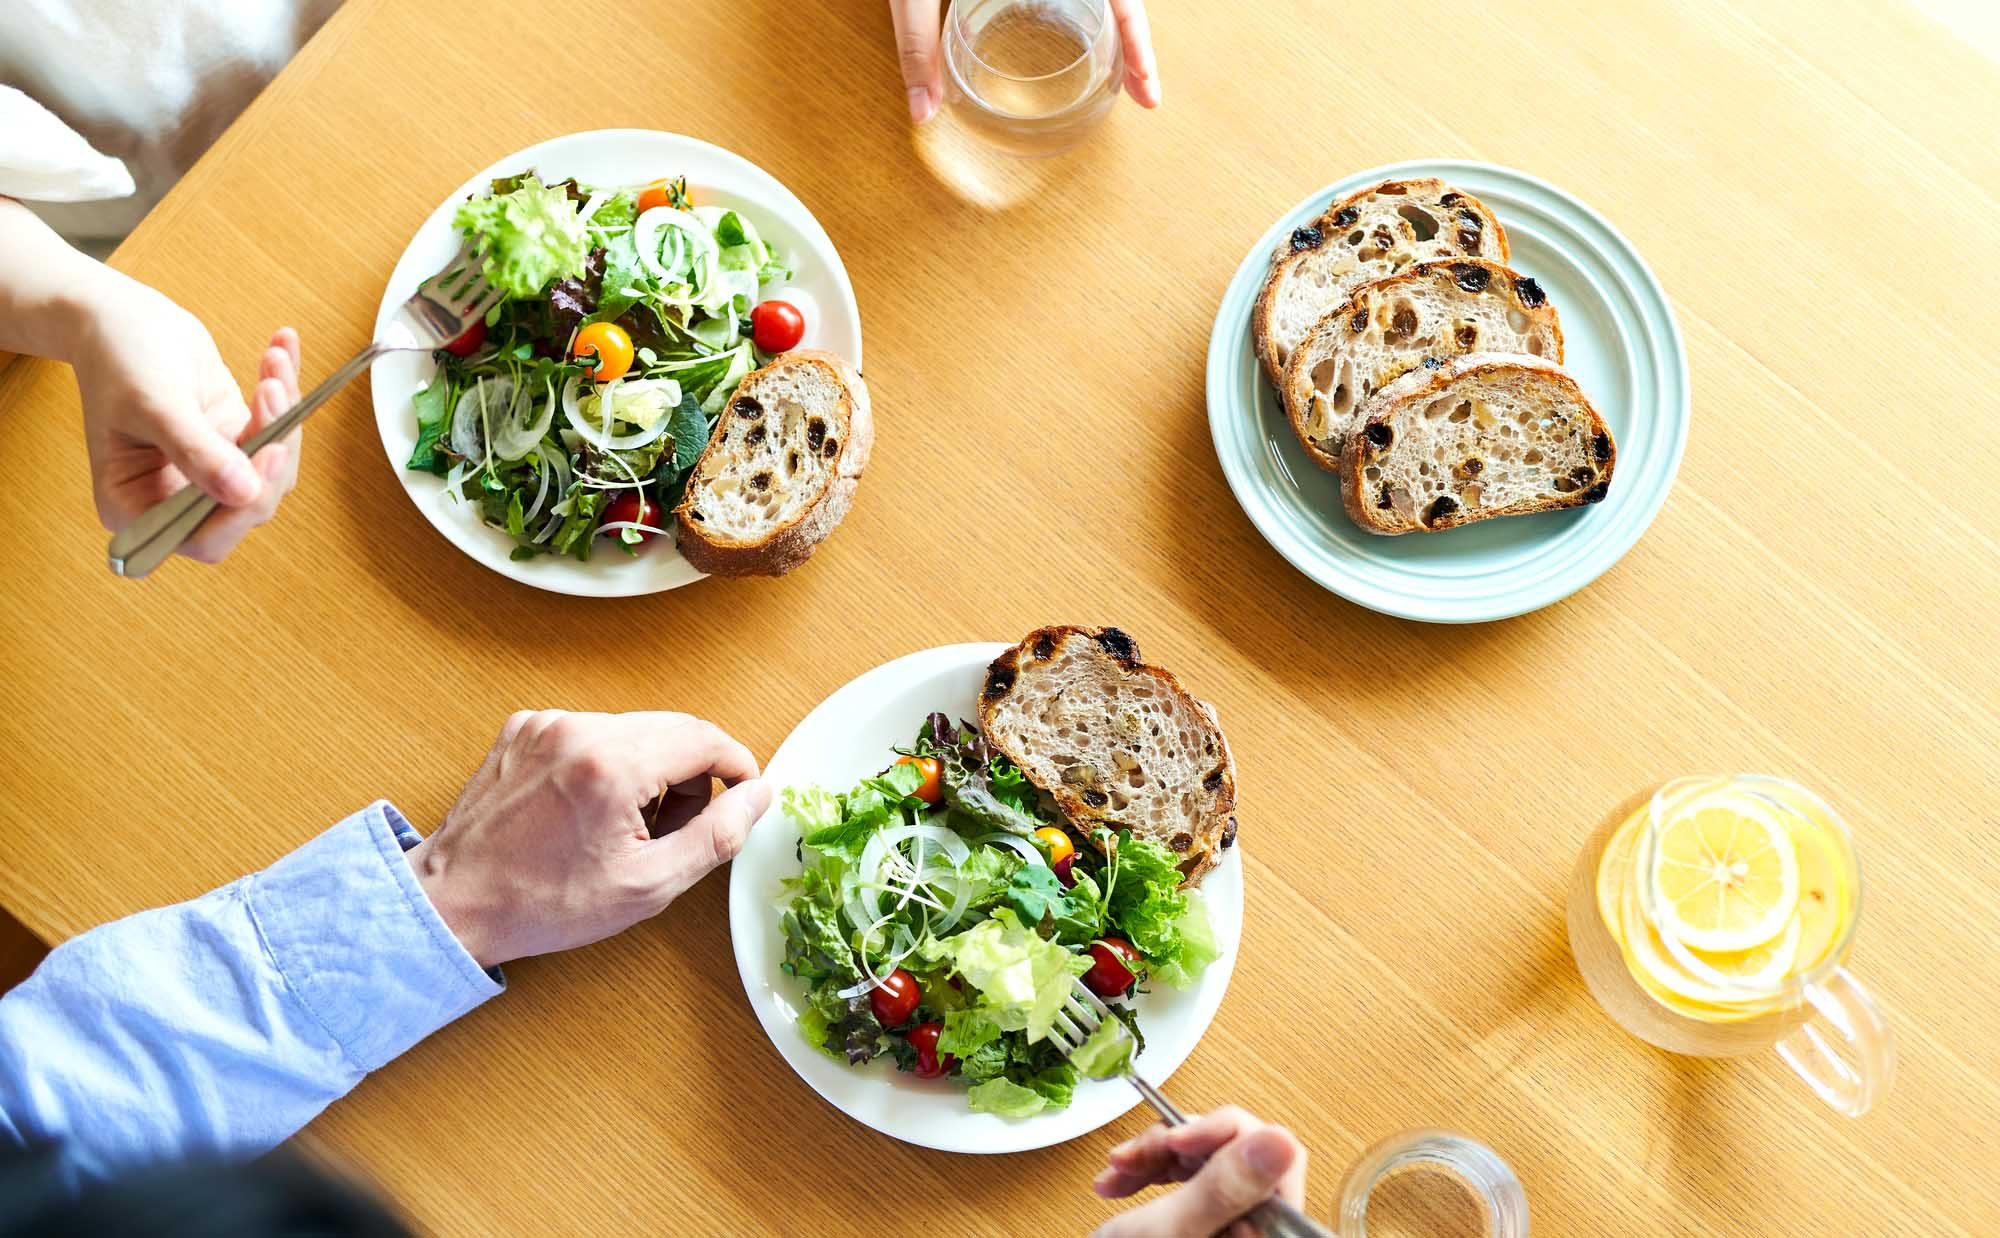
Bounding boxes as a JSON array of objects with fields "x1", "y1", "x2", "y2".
[
  {"x1": 1206, "y1": 160, "x2": 1689, "y2": 623},
  {"x1": 729, "y1": 643, "x2": 1244, "y2": 1154},
  {"x1": 370, "y1": 129, "x2": 863, "y2": 597}
]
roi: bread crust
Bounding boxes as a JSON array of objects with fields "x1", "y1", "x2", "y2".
[
  {"x1": 1338, "y1": 353, "x2": 1616, "y2": 534},
  {"x1": 672, "y1": 349, "x2": 872, "y2": 576},
  {"x1": 1279, "y1": 258, "x2": 1563, "y2": 474},
  {"x1": 1252, "y1": 178, "x2": 1509, "y2": 386},
  {"x1": 977, "y1": 625, "x2": 1237, "y2": 888}
]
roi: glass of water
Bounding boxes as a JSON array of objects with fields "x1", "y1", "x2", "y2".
[{"x1": 941, "y1": 0, "x2": 1124, "y2": 156}]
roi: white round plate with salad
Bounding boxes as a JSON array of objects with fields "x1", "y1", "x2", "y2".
[
  {"x1": 729, "y1": 643, "x2": 1243, "y2": 1154},
  {"x1": 370, "y1": 128, "x2": 862, "y2": 597}
]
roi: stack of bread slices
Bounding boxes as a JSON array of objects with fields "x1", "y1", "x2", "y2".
[{"x1": 1254, "y1": 178, "x2": 1616, "y2": 534}]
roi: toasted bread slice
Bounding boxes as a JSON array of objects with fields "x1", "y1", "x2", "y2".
[
  {"x1": 1252, "y1": 178, "x2": 1507, "y2": 385},
  {"x1": 672, "y1": 350, "x2": 872, "y2": 576},
  {"x1": 1281, "y1": 259, "x2": 1562, "y2": 472},
  {"x1": 979, "y1": 626, "x2": 1236, "y2": 887},
  {"x1": 1340, "y1": 353, "x2": 1615, "y2": 534}
]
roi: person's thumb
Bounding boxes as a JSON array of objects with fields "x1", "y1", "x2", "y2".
[
  {"x1": 889, "y1": 0, "x2": 944, "y2": 123},
  {"x1": 1139, "y1": 1127, "x2": 1301, "y2": 1237},
  {"x1": 635, "y1": 777, "x2": 773, "y2": 905},
  {"x1": 147, "y1": 397, "x2": 262, "y2": 506}
]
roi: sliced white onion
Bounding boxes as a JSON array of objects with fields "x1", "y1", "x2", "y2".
[
  {"x1": 560, "y1": 375, "x2": 672, "y2": 453},
  {"x1": 452, "y1": 377, "x2": 513, "y2": 462},
  {"x1": 487, "y1": 378, "x2": 555, "y2": 461},
  {"x1": 577, "y1": 190, "x2": 608, "y2": 228},
  {"x1": 594, "y1": 521, "x2": 666, "y2": 539},
  {"x1": 530, "y1": 443, "x2": 570, "y2": 543},
  {"x1": 977, "y1": 832, "x2": 1048, "y2": 867},
  {"x1": 521, "y1": 450, "x2": 551, "y2": 523}
]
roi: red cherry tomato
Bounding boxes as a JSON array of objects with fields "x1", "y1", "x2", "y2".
[
  {"x1": 907, "y1": 1021, "x2": 955, "y2": 1079},
  {"x1": 1082, "y1": 938, "x2": 1141, "y2": 997},
  {"x1": 1053, "y1": 853, "x2": 1076, "y2": 888},
  {"x1": 896, "y1": 755, "x2": 944, "y2": 805},
  {"x1": 603, "y1": 489, "x2": 658, "y2": 538},
  {"x1": 870, "y1": 969, "x2": 921, "y2": 1027},
  {"x1": 443, "y1": 318, "x2": 486, "y2": 357},
  {"x1": 750, "y1": 300, "x2": 806, "y2": 353}
]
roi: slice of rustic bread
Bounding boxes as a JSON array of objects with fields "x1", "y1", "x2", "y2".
[
  {"x1": 1340, "y1": 353, "x2": 1615, "y2": 534},
  {"x1": 979, "y1": 626, "x2": 1236, "y2": 887},
  {"x1": 672, "y1": 349, "x2": 871, "y2": 576},
  {"x1": 1252, "y1": 178, "x2": 1507, "y2": 385},
  {"x1": 1281, "y1": 259, "x2": 1562, "y2": 472}
]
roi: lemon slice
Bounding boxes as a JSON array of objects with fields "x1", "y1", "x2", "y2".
[
  {"x1": 1786, "y1": 813, "x2": 1850, "y2": 974},
  {"x1": 1619, "y1": 879, "x2": 1788, "y2": 1018},
  {"x1": 1648, "y1": 793, "x2": 1799, "y2": 952},
  {"x1": 1595, "y1": 811, "x2": 1645, "y2": 945}
]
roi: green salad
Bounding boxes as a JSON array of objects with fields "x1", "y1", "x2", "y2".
[
  {"x1": 407, "y1": 171, "x2": 803, "y2": 561},
  {"x1": 778, "y1": 712, "x2": 1220, "y2": 1118}
]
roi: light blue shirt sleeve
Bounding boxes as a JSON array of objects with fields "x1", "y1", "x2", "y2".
[{"x1": 0, "y1": 801, "x2": 502, "y2": 1186}]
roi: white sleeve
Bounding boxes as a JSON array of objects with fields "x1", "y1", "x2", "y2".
[{"x1": 0, "y1": 85, "x2": 135, "y2": 203}]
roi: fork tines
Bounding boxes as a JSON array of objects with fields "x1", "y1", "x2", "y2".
[{"x1": 1051, "y1": 980, "x2": 1121, "y2": 1053}]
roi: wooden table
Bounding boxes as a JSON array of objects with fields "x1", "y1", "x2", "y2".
[{"x1": 2, "y1": 0, "x2": 1996, "y2": 1232}]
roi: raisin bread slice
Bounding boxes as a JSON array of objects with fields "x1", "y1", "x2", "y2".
[
  {"x1": 672, "y1": 350, "x2": 871, "y2": 576},
  {"x1": 1341, "y1": 353, "x2": 1615, "y2": 534},
  {"x1": 1280, "y1": 259, "x2": 1562, "y2": 472},
  {"x1": 1252, "y1": 178, "x2": 1508, "y2": 385},
  {"x1": 979, "y1": 626, "x2": 1236, "y2": 887}
]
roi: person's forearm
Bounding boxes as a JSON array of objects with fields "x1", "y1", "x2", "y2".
[
  {"x1": 0, "y1": 802, "x2": 500, "y2": 1187},
  {"x1": 0, "y1": 195, "x2": 121, "y2": 363}
]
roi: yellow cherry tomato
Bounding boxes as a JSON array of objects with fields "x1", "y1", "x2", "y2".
[
  {"x1": 571, "y1": 321, "x2": 634, "y2": 381},
  {"x1": 1034, "y1": 826, "x2": 1075, "y2": 866},
  {"x1": 636, "y1": 177, "x2": 688, "y2": 213},
  {"x1": 896, "y1": 754, "x2": 943, "y2": 805}
]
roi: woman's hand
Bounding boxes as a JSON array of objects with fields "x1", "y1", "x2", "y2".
[
  {"x1": 1093, "y1": 1107, "x2": 1309, "y2": 1238},
  {"x1": 406, "y1": 710, "x2": 773, "y2": 969},
  {"x1": 73, "y1": 276, "x2": 303, "y2": 562},
  {"x1": 890, "y1": 0, "x2": 1160, "y2": 124}
]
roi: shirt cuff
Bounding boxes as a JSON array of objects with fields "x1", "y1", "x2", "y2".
[{"x1": 245, "y1": 801, "x2": 503, "y2": 1072}]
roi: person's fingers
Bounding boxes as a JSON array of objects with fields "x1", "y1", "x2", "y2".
[
  {"x1": 632, "y1": 777, "x2": 772, "y2": 904},
  {"x1": 1096, "y1": 1108, "x2": 1260, "y2": 1197},
  {"x1": 615, "y1": 712, "x2": 761, "y2": 794},
  {"x1": 142, "y1": 393, "x2": 262, "y2": 507},
  {"x1": 178, "y1": 378, "x2": 296, "y2": 562},
  {"x1": 1111, "y1": 0, "x2": 1160, "y2": 107},
  {"x1": 1131, "y1": 1125, "x2": 1301, "y2": 1237},
  {"x1": 889, "y1": 0, "x2": 945, "y2": 124},
  {"x1": 645, "y1": 775, "x2": 715, "y2": 838},
  {"x1": 269, "y1": 327, "x2": 302, "y2": 399}
]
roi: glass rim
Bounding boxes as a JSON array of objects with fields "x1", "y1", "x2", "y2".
[
  {"x1": 1334, "y1": 1129, "x2": 1527, "y2": 1238},
  {"x1": 1637, "y1": 773, "x2": 1863, "y2": 998},
  {"x1": 947, "y1": 0, "x2": 1112, "y2": 86}
]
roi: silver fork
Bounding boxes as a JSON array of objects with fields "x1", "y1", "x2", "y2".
[
  {"x1": 1052, "y1": 981, "x2": 1335, "y2": 1238},
  {"x1": 106, "y1": 240, "x2": 504, "y2": 578}
]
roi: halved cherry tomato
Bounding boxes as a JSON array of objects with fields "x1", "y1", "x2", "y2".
[
  {"x1": 870, "y1": 969, "x2": 921, "y2": 1027},
  {"x1": 442, "y1": 318, "x2": 486, "y2": 357},
  {"x1": 750, "y1": 300, "x2": 806, "y2": 353},
  {"x1": 1082, "y1": 938, "x2": 1141, "y2": 997},
  {"x1": 571, "y1": 321, "x2": 634, "y2": 381},
  {"x1": 1034, "y1": 827, "x2": 1075, "y2": 866},
  {"x1": 907, "y1": 1021, "x2": 955, "y2": 1079},
  {"x1": 896, "y1": 754, "x2": 943, "y2": 804},
  {"x1": 603, "y1": 490, "x2": 658, "y2": 539},
  {"x1": 636, "y1": 177, "x2": 684, "y2": 213}
]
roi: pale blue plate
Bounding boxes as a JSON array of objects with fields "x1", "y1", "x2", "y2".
[{"x1": 1206, "y1": 160, "x2": 1689, "y2": 623}]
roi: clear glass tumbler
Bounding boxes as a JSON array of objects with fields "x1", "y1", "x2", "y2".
[
  {"x1": 941, "y1": 0, "x2": 1124, "y2": 157},
  {"x1": 1334, "y1": 1130, "x2": 1528, "y2": 1237},
  {"x1": 1567, "y1": 775, "x2": 1894, "y2": 1116}
]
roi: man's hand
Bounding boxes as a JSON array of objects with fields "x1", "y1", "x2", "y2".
[
  {"x1": 406, "y1": 711, "x2": 773, "y2": 969},
  {"x1": 74, "y1": 277, "x2": 302, "y2": 563},
  {"x1": 890, "y1": 0, "x2": 1160, "y2": 125},
  {"x1": 1092, "y1": 1107, "x2": 1309, "y2": 1238}
]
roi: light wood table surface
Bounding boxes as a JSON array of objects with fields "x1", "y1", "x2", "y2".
[{"x1": 2, "y1": 1, "x2": 1996, "y2": 1233}]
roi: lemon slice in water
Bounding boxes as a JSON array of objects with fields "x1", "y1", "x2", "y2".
[
  {"x1": 1785, "y1": 812, "x2": 1850, "y2": 974},
  {"x1": 1648, "y1": 793, "x2": 1800, "y2": 952}
]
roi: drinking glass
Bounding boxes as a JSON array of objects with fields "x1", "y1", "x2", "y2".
[
  {"x1": 1334, "y1": 1130, "x2": 1528, "y2": 1238},
  {"x1": 1567, "y1": 775, "x2": 1894, "y2": 1116},
  {"x1": 941, "y1": 0, "x2": 1124, "y2": 156}
]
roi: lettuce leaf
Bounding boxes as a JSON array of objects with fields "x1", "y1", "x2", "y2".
[
  {"x1": 1066, "y1": 1017, "x2": 1134, "y2": 1078},
  {"x1": 940, "y1": 908, "x2": 1089, "y2": 1043},
  {"x1": 966, "y1": 1077, "x2": 1048, "y2": 1119},
  {"x1": 454, "y1": 175, "x2": 591, "y2": 300},
  {"x1": 1150, "y1": 891, "x2": 1220, "y2": 989},
  {"x1": 406, "y1": 378, "x2": 451, "y2": 474}
]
